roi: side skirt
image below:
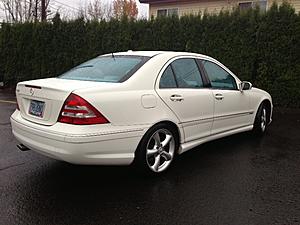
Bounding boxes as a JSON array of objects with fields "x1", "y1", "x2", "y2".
[{"x1": 178, "y1": 125, "x2": 253, "y2": 154}]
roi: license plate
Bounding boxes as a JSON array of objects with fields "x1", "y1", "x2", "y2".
[{"x1": 29, "y1": 100, "x2": 45, "y2": 118}]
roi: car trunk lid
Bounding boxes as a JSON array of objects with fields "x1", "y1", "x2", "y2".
[{"x1": 16, "y1": 78, "x2": 113, "y2": 126}]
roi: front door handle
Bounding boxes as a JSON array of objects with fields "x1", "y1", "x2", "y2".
[
  {"x1": 215, "y1": 93, "x2": 224, "y2": 100},
  {"x1": 170, "y1": 94, "x2": 184, "y2": 102}
]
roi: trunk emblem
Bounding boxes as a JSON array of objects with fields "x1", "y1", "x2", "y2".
[{"x1": 30, "y1": 88, "x2": 34, "y2": 96}]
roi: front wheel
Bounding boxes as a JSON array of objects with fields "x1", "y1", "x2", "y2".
[
  {"x1": 253, "y1": 103, "x2": 268, "y2": 135},
  {"x1": 135, "y1": 124, "x2": 178, "y2": 174}
]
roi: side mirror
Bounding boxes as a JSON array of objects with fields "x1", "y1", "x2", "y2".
[{"x1": 240, "y1": 81, "x2": 252, "y2": 91}]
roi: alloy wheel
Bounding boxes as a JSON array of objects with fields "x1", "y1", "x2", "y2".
[
  {"x1": 261, "y1": 107, "x2": 267, "y2": 132},
  {"x1": 146, "y1": 128, "x2": 175, "y2": 173}
]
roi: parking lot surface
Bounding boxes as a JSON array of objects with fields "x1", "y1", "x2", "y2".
[{"x1": 1, "y1": 90, "x2": 300, "y2": 225}]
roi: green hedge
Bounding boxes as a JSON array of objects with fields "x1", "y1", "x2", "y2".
[{"x1": 0, "y1": 3, "x2": 300, "y2": 107}]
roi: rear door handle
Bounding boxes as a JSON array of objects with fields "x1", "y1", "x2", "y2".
[
  {"x1": 215, "y1": 93, "x2": 224, "y2": 100},
  {"x1": 170, "y1": 94, "x2": 184, "y2": 102}
]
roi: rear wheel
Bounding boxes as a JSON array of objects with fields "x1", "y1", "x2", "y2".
[
  {"x1": 135, "y1": 124, "x2": 178, "y2": 174},
  {"x1": 253, "y1": 103, "x2": 268, "y2": 135}
]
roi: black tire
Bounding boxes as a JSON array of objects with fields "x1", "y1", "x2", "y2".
[
  {"x1": 134, "y1": 123, "x2": 179, "y2": 174},
  {"x1": 253, "y1": 103, "x2": 268, "y2": 136}
]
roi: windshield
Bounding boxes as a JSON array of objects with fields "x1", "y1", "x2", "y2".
[{"x1": 59, "y1": 55, "x2": 149, "y2": 83}]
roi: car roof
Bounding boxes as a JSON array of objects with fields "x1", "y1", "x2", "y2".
[{"x1": 102, "y1": 51, "x2": 209, "y2": 59}]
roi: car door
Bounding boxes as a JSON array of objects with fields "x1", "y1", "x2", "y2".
[
  {"x1": 156, "y1": 57, "x2": 214, "y2": 143},
  {"x1": 200, "y1": 59, "x2": 252, "y2": 135}
]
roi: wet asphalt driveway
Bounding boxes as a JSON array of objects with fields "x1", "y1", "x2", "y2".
[{"x1": 0, "y1": 90, "x2": 300, "y2": 225}]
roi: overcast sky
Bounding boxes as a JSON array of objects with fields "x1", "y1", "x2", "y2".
[{"x1": 0, "y1": 0, "x2": 149, "y2": 21}]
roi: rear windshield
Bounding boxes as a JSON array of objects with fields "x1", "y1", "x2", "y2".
[{"x1": 59, "y1": 55, "x2": 150, "y2": 83}]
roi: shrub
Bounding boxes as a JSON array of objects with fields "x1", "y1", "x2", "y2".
[{"x1": 0, "y1": 3, "x2": 299, "y2": 107}]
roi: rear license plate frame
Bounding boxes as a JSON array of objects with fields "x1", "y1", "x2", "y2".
[{"x1": 28, "y1": 100, "x2": 45, "y2": 118}]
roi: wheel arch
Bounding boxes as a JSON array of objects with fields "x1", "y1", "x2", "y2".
[
  {"x1": 263, "y1": 99, "x2": 272, "y2": 122},
  {"x1": 256, "y1": 98, "x2": 272, "y2": 124},
  {"x1": 155, "y1": 120, "x2": 182, "y2": 145},
  {"x1": 135, "y1": 120, "x2": 183, "y2": 156}
]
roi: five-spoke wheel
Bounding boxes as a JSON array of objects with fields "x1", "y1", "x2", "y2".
[
  {"x1": 253, "y1": 103, "x2": 269, "y2": 135},
  {"x1": 135, "y1": 124, "x2": 178, "y2": 174},
  {"x1": 260, "y1": 107, "x2": 267, "y2": 132},
  {"x1": 146, "y1": 129, "x2": 175, "y2": 173}
]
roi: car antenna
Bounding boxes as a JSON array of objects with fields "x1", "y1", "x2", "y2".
[{"x1": 111, "y1": 52, "x2": 115, "y2": 61}]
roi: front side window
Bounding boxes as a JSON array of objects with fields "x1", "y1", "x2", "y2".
[
  {"x1": 202, "y1": 60, "x2": 237, "y2": 90},
  {"x1": 59, "y1": 56, "x2": 149, "y2": 83},
  {"x1": 171, "y1": 58, "x2": 204, "y2": 88}
]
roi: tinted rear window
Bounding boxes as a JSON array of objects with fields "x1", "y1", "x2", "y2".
[{"x1": 59, "y1": 55, "x2": 149, "y2": 83}]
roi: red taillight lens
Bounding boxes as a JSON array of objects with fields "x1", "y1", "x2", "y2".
[{"x1": 58, "y1": 93, "x2": 109, "y2": 125}]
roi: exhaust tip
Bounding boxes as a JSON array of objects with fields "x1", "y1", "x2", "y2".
[{"x1": 17, "y1": 144, "x2": 30, "y2": 152}]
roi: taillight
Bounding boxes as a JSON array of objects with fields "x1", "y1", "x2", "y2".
[{"x1": 58, "y1": 93, "x2": 109, "y2": 125}]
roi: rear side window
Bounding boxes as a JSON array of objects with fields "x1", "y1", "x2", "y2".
[
  {"x1": 159, "y1": 58, "x2": 204, "y2": 89},
  {"x1": 172, "y1": 58, "x2": 204, "y2": 88},
  {"x1": 59, "y1": 56, "x2": 149, "y2": 83},
  {"x1": 202, "y1": 60, "x2": 237, "y2": 90}
]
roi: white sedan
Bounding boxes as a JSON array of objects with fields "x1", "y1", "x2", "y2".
[{"x1": 11, "y1": 51, "x2": 272, "y2": 174}]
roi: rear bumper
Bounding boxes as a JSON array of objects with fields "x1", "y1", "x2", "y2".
[{"x1": 11, "y1": 110, "x2": 148, "y2": 165}]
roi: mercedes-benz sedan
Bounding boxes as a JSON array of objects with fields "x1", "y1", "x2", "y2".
[{"x1": 11, "y1": 51, "x2": 273, "y2": 174}]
